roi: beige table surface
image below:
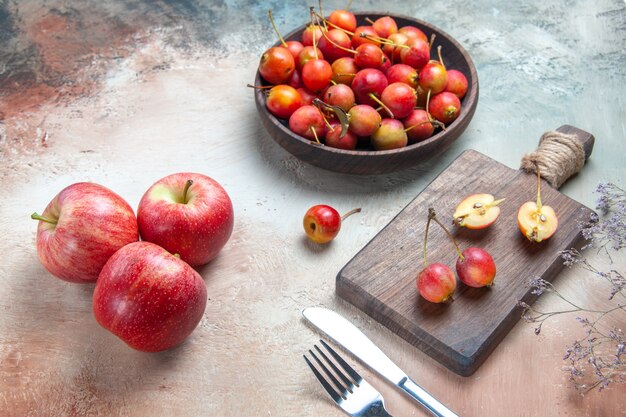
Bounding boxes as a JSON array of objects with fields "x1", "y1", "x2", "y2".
[{"x1": 1, "y1": 1, "x2": 624, "y2": 416}]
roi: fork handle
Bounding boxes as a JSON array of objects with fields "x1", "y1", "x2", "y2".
[{"x1": 399, "y1": 377, "x2": 459, "y2": 417}]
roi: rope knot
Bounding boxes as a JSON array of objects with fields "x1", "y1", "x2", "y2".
[{"x1": 520, "y1": 130, "x2": 586, "y2": 188}]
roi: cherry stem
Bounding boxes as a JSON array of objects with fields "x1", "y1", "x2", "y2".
[
  {"x1": 317, "y1": 0, "x2": 324, "y2": 22},
  {"x1": 316, "y1": 12, "x2": 354, "y2": 35},
  {"x1": 309, "y1": 8, "x2": 320, "y2": 60},
  {"x1": 246, "y1": 84, "x2": 273, "y2": 90},
  {"x1": 313, "y1": 98, "x2": 350, "y2": 137},
  {"x1": 323, "y1": 117, "x2": 334, "y2": 131},
  {"x1": 368, "y1": 93, "x2": 394, "y2": 118},
  {"x1": 361, "y1": 33, "x2": 407, "y2": 48},
  {"x1": 404, "y1": 120, "x2": 436, "y2": 133},
  {"x1": 268, "y1": 10, "x2": 287, "y2": 48},
  {"x1": 320, "y1": 28, "x2": 357, "y2": 54},
  {"x1": 341, "y1": 207, "x2": 361, "y2": 221},
  {"x1": 310, "y1": 126, "x2": 321, "y2": 144},
  {"x1": 429, "y1": 33, "x2": 437, "y2": 49},
  {"x1": 312, "y1": 11, "x2": 322, "y2": 59},
  {"x1": 182, "y1": 180, "x2": 193, "y2": 204},
  {"x1": 424, "y1": 89, "x2": 441, "y2": 130},
  {"x1": 536, "y1": 167, "x2": 543, "y2": 210},
  {"x1": 429, "y1": 208, "x2": 464, "y2": 260},
  {"x1": 31, "y1": 212, "x2": 57, "y2": 225},
  {"x1": 423, "y1": 212, "x2": 432, "y2": 267},
  {"x1": 437, "y1": 45, "x2": 445, "y2": 69}
]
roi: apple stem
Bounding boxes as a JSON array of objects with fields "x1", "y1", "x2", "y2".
[
  {"x1": 429, "y1": 208, "x2": 464, "y2": 260},
  {"x1": 182, "y1": 180, "x2": 193, "y2": 204},
  {"x1": 340, "y1": 207, "x2": 361, "y2": 221},
  {"x1": 490, "y1": 198, "x2": 506, "y2": 208},
  {"x1": 30, "y1": 212, "x2": 57, "y2": 225}
]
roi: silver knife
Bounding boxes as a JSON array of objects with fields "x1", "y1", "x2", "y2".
[{"x1": 302, "y1": 307, "x2": 459, "y2": 417}]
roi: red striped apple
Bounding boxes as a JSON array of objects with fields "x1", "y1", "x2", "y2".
[
  {"x1": 93, "y1": 241, "x2": 207, "y2": 352},
  {"x1": 31, "y1": 182, "x2": 139, "y2": 283},
  {"x1": 137, "y1": 173, "x2": 234, "y2": 266}
]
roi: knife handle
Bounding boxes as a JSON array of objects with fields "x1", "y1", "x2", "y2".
[{"x1": 399, "y1": 377, "x2": 459, "y2": 417}]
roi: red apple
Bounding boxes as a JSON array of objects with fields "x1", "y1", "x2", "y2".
[
  {"x1": 31, "y1": 182, "x2": 139, "y2": 283},
  {"x1": 137, "y1": 173, "x2": 234, "y2": 267},
  {"x1": 93, "y1": 241, "x2": 207, "y2": 352}
]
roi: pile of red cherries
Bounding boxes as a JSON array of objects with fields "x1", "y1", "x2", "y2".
[{"x1": 255, "y1": 9, "x2": 468, "y2": 151}]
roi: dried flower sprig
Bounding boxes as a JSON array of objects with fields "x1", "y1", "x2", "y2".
[
  {"x1": 581, "y1": 183, "x2": 626, "y2": 253},
  {"x1": 518, "y1": 182, "x2": 626, "y2": 394}
]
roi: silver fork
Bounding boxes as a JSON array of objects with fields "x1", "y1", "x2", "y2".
[{"x1": 304, "y1": 339, "x2": 393, "y2": 417}]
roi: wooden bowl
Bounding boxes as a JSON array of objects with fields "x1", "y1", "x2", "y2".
[{"x1": 253, "y1": 12, "x2": 479, "y2": 175}]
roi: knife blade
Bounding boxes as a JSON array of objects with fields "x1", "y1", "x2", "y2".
[{"x1": 302, "y1": 307, "x2": 459, "y2": 417}]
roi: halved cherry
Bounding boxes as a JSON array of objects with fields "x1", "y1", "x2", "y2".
[
  {"x1": 517, "y1": 169, "x2": 558, "y2": 242},
  {"x1": 453, "y1": 194, "x2": 505, "y2": 229}
]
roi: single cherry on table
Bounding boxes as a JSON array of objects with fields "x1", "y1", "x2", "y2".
[{"x1": 303, "y1": 205, "x2": 361, "y2": 244}]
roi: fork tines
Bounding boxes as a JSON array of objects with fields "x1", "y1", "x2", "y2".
[{"x1": 303, "y1": 339, "x2": 362, "y2": 403}]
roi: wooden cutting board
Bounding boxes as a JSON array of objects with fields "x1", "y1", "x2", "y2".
[{"x1": 336, "y1": 125, "x2": 595, "y2": 376}]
